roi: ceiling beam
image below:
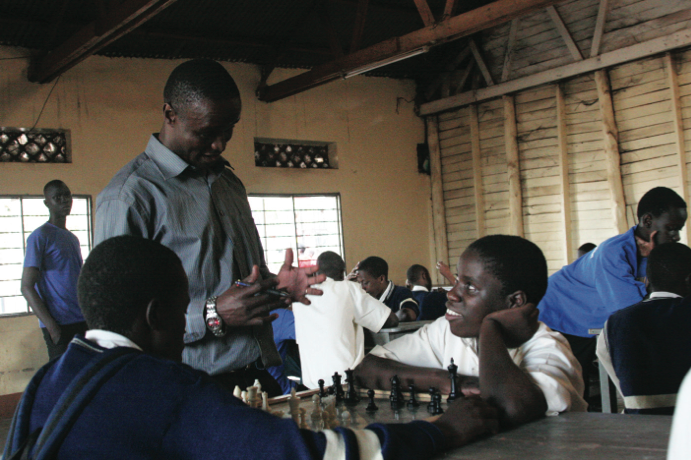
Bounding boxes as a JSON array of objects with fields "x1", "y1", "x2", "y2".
[
  {"x1": 349, "y1": 0, "x2": 370, "y2": 53},
  {"x1": 257, "y1": 0, "x2": 565, "y2": 102},
  {"x1": 418, "y1": 28, "x2": 691, "y2": 116},
  {"x1": 413, "y1": 0, "x2": 436, "y2": 27},
  {"x1": 28, "y1": 0, "x2": 179, "y2": 83}
]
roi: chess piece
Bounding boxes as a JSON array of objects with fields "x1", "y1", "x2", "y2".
[
  {"x1": 332, "y1": 372, "x2": 345, "y2": 402},
  {"x1": 241, "y1": 390, "x2": 248, "y2": 405},
  {"x1": 288, "y1": 389, "x2": 301, "y2": 424},
  {"x1": 344, "y1": 369, "x2": 360, "y2": 406},
  {"x1": 262, "y1": 391, "x2": 270, "y2": 412},
  {"x1": 233, "y1": 385, "x2": 242, "y2": 399},
  {"x1": 390, "y1": 375, "x2": 403, "y2": 409},
  {"x1": 427, "y1": 387, "x2": 437, "y2": 414},
  {"x1": 365, "y1": 389, "x2": 378, "y2": 412},
  {"x1": 318, "y1": 379, "x2": 327, "y2": 398},
  {"x1": 407, "y1": 384, "x2": 419, "y2": 409},
  {"x1": 447, "y1": 358, "x2": 459, "y2": 402},
  {"x1": 433, "y1": 392, "x2": 444, "y2": 415},
  {"x1": 253, "y1": 379, "x2": 262, "y2": 394},
  {"x1": 299, "y1": 408, "x2": 308, "y2": 429},
  {"x1": 247, "y1": 386, "x2": 259, "y2": 408}
]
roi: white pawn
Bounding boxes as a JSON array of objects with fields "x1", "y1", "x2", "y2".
[
  {"x1": 247, "y1": 386, "x2": 258, "y2": 408},
  {"x1": 253, "y1": 379, "x2": 262, "y2": 393},
  {"x1": 299, "y1": 408, "x2": 308, "y2": 429},
  {"x1": 233, "y1": 385, "x2": 242, "y2": 399},
  {"x1": 262, "y1": 391, "x2": 270, "y2": 412}
]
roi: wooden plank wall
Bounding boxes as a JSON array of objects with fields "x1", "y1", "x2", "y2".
[{"x1": 434, "y1": 48, "x2": 691, "y2": 273}]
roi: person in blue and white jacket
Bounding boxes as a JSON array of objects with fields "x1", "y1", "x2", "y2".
[
  {"x1": 5, "y1": 236, "x2": 499, "y2": 460},
  {"x1": 538, "y1": 187, "x2": 687, "y2": 398}
]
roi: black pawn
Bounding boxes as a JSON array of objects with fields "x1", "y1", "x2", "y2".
[
  {"x1": 433, "y1": 392, "x2": 444, "y2": 415},
  {"x1": 427, "y1": 387, "x2": 437, "y2": 414},
  {"x1": 344, "y1": 369, "x2": 360, "y2": 406},
  {"x1": 390, "y1": 375, "x2": 403, "y2": 409},
  {"x1": 333, "y1": 372, "x2": 345, "y2": 402},
  {"x1": 318, "y1": 379, "x2": 327, "y2": 398},
  {"x1": 447, "y1": 357, "x2": 459, "y2": 402},
  {"x1": 407, "y1": 384, "x2": 419, "y2": 409},
  {"x1": 366, "y1": 389, "x2": 378, "y2": 412}
]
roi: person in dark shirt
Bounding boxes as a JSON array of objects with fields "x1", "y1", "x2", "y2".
[
  {"x1": 406, "y1": 264, "x2": 448, "y2": 321},
  {"x1": 355, "y1": 256, "x2": 419, "y2": 322}
]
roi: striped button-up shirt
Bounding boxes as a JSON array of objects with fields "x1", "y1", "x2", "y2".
[{"x1": 95, "y1": 135, "x2": 280, "y2": 374}]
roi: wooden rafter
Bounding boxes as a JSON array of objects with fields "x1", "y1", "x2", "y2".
[
  {"x1": 469, "y1": 39, "x2": 494, "y2": 86},
  {"x1": 349, "y1": 0, "x2": 370, "y2": 54},
  {"x1": 259, "y1": 0, "x2": 563, "y2": 102},
  {"x1": 419, "y1": 28, "x2": 691, "y2": 116},
  {"x1": 546, "y1": 5, "x2": 582, "y2": 61},
  {"x1": 29, "y1": 0, "x2": 179, "y2": 83},
  {"x1": 450, "y1": 60, "x2": 474, "y2": 94},
  {"x1": 501, "y1": 18, "x2": 518, "y2": 82},
  {"x1": 443, "y1": 0, "x2": 457, "y2": 20},
  {"x1": 590, "y1": 0, "x2": 609, "y2": 57},
  {"x1": 424, "y1": 46, "x2": 470, "y2": 99},
  {"x1": 413, "y1": 0, "x2": 435, "y2": 27}
]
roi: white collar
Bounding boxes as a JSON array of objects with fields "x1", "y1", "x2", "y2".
[
  {"x1": 648, "y1": 292, "x2": 682, "y2": 299},
  {"x1": 379, "y1": 280, "x2": 394, "y2": 302},
  {"x1": 411, "y1": 285, "x2": 429, "y2": 292},
  {"x1": 85, "y1": 329, "x2": 143, "y2": 351}
]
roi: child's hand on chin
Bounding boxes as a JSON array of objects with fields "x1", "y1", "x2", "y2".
[{"x1": 483, "y1": 303, "x2": 539, "y2": 348}]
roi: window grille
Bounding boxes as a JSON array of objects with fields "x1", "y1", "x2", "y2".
[
  {"x1": 0, "y1": 128, "x2": 70, "y2": 163},
  {"x1": 248, "y1": 194, "x2": 344, "y2": 275},
  {"x1": 0, "y1": 196, "x2": 91, "y2": 316},
  {"x1": 254, "y1": 139, "x2": 336, "y2": 169}
]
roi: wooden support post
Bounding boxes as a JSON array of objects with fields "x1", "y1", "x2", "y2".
[
  {"x1": 501, "y1": 18, "x2": 518, "y2": 82},
  {"x1": 590, "y1": 0, "x2": 609, "y2": 57},
  {"x1": 556, "y1": 84, "x2": 574, "y2": 263},
  {"x1": 594, "y1": 69, "x2": 628, "y2": 234},
  {"x1": 427, "y1": 116, "x2": 450, "y2": 284},
  {"x1": 665, "y1": 52, "x2": 691, "y2": 243},
  {"x1": 503, "y1": 95, "x2": 524, "y2": 237},
  {"x1": 470, "y1": 105, "x2": 485, "y2": 238}
]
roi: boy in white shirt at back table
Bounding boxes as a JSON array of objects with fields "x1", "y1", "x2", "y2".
[
  {"x1": 293, "y1": 251, "x2": 398, "y2": 389},
  {"x1": 354, "y1": 235, "x2": 587, "y2": 428}
]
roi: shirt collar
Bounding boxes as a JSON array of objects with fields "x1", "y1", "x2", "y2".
[
  {"x1": 85, "y1": 329, "x2": 143, "y2": 351},
  {"x1": 379, "y1": 280, "x2": 394, "y2": 302},
  {"x1": 411, "y1": 285, "x2": 429, "y2": 292},
  {"x1": 144, "y1": 134, "x2": 230, "y2": 181},
  {"x1": 648, "y1": 291, "x2": 682, "y2": 299}
]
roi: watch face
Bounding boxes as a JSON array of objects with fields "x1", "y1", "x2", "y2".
[{"x1": 207, "y1": 316, "x2": 222, "y2": 330}]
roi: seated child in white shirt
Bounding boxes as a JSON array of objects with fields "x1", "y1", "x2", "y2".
[{"x1": 354, "y1": 235, "x2": 587, "y2": 427}]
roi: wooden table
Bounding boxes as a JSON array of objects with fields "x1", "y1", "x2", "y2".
[
  {"x1": 269, "y1": 389, "x2": 671, "y2": 460},
  {"x1": 445, "y1": 412, "x2": 671, "y2": 459},
  {"x1": 370, "y1": 320, "x2": 434, "y2": 346}
]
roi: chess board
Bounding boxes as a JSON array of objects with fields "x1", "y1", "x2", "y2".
[{"x1": 267, "y1": 387, "x2": 450, "y2": 430}]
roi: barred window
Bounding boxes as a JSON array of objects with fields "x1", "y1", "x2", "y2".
[
  {"x1": 254, "y1": 138, "x2": 337, "y2": 169},
  {"x1": 248, "y1": 194, "x2": 344, "y2": 275},
  {"x1": 0, "y1": 196, "x2": 91, "y2": 316}
]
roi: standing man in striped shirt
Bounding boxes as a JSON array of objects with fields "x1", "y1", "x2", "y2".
[{"x1": 95, "y1": 59, "x2": 323, "y2": 396}]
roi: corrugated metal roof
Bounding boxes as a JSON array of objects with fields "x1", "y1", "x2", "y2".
[{"x1": 0, "y1": 0, "x2": 489, "y2": 82}]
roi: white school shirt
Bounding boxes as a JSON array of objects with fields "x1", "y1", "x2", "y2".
[
  {"x1": 293, "y1": 277, "x2": 391, "y2": 389},
  {"x1": 369, "y1": 318, "x2": 588, "y2": 414},
  {"x1": 668, "y1": 368, "x2": 691, "y2": 460}
]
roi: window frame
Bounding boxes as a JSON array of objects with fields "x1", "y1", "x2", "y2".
[
  {"x1": 0, "y1": 194, "x2": 93, "y2": 318},
  {"x1": 247, "y1": 193, "x2": 345, "y2": 274}
]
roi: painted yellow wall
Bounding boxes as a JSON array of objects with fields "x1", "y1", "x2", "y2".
[{"x1": 0, "y1": 45, "x2": 433, "y2": 394}]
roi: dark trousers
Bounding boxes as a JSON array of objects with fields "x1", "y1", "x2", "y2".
[
  {"x1": 210, "y1": 361, "x2": 283, "y2": 398},
  {"x1": 560, "y1": 331, "x2": 597, "y2": 401},
  {"x1": 41, "y1": 321, "x2": 88, "y2": 360}
]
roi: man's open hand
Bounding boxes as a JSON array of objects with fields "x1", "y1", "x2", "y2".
[
  {"x1": 276, "y1": 248, "x2": 326, "y2": 305},
  {"x1": 216, "y1": 266, "x2": 288, "y2": 327}
]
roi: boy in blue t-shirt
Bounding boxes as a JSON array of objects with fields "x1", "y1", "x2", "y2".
[{"x1": 21, "y1": 180, "x2": 86, "y2": 359}]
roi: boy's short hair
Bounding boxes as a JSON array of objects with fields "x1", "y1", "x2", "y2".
[
  {"x1": 467, "y1": 235, "x2": 548, "y2": 304},
  {"x1": 43, "y1": 179, "x2": 66, "y2": 196},
  {"x1": 406, "y1": 264, "x2": 429, "y2": 284},
  {"x1": 78, "y1": 236, "x2": 184, "y2": 336},
  {"x1": 317, "y1": 251, "x2": 346, "y2": 281},
  {"x1": 646, "y1": 242, "x2": 691, "y2": 293},
  {"x1": 637, "y1": 187, "x2": 686, "y2": 220},
  {"x1": 358, "y1": 256, "x2": 388, "y2": 279}
]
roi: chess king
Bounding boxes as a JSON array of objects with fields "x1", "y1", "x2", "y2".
[{"x1": 354, "y1": 235, "x2": 588, "y2": 427}]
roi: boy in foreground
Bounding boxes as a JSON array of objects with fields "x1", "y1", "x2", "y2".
[
  {"x1": 355, "y1": 235, "x2": 587, "y2": 427},
  {"x1": 5, "y1": 236, "x2": 499, "y2": 459}
]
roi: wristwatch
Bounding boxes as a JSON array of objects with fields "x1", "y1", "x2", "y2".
[{"x1": 205, "y1": 296, "x2": 226, "y2": 337}]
